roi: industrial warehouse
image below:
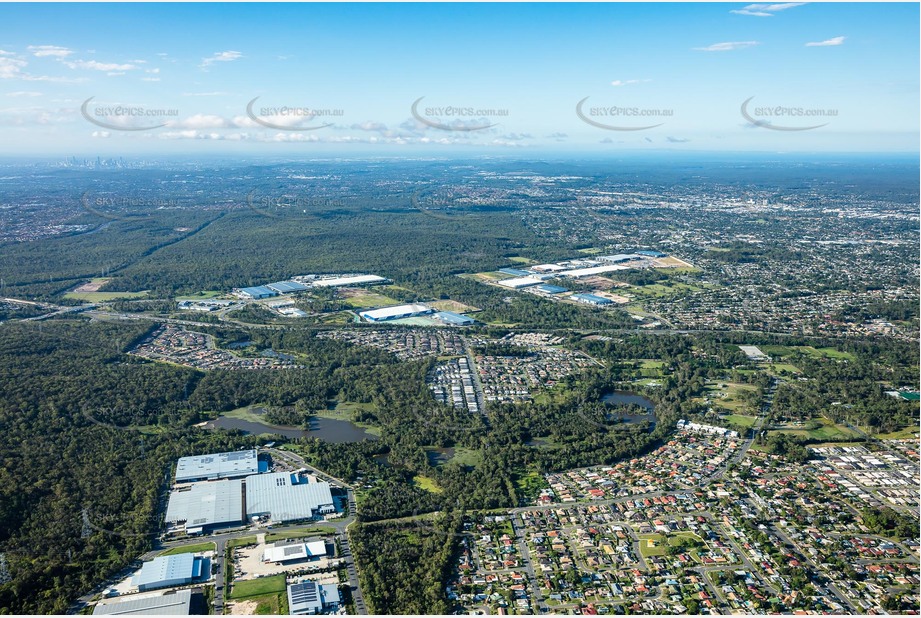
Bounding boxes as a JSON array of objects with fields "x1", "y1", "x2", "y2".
[
  {"x1": 133, "y1": 554, "x2": 208, "y2": 592},
  {"x1": 92, "y1": 589, "x2": 196, "y2": 616},
  {"x1": 233, "y1": 273, "x2": 387, "y2": 299},
  {"x1": 165, "y1": 450, "x2": 338, "y2": 536},
  {"x1": 174, "y1": 449, "x2": 260, "y2": 483},
  {"x1": 246, "y1": 472, "x2": 336, "y2": 524},
  {"x1": 358, "y1": 303, "x2": 474, "y2": 326}
]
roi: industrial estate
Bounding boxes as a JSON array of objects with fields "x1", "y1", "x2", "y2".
[{"x1": 89, "y1": 447, "x2": 348, "y2": 616}]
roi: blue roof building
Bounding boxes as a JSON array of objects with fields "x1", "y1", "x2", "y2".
[
  {"x1": 636, "y1": 249, "x2": 667, "y2": 258},
  {"x1": 571, "y1": 293, "x2": 613, "y2": 306},
  {"x1": 265, "y1": 281, "x2": 309, "y2": 294},
  {"x1": 238, "y1": 285, "x2": 277, "y2": 299},
  {"x1": 499, "y1": 267, "x2": 533, "y2": 277},
  {"x1": 133, "y1": 554, "x2": 205, "y2": 592},
  {"x1": 536, "y1": 284, "x2": 567, "y2": 294},
  {"x1": 433, "y1": 311, "x2": 474, "y2": 326}
]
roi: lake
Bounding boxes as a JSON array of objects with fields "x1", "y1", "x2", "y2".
[
  {"x1": 601, "y1": 390, "x2": 657, "y2": 426},
  {"x1": 207, "y1": 414, "x2": 377, "y2": 443}
]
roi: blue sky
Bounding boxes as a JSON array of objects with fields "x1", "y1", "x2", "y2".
[{"x1": 0, "y1": 2, "x2": 918, "y2": 155}]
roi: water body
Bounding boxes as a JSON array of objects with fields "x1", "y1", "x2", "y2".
[
  {"x1": 425, "y1": 447, "x2": 455, "y2": 466},
  {"x1": 601, "y1": 390, "x2": 657, "y2": 426},
  {"x1": 208, "y1": 414, "x2": 377, "y2": 443}
]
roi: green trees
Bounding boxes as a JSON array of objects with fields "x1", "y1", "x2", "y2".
[{"x1": 349, "y1": 514, "x2": 460, "y2": 614}]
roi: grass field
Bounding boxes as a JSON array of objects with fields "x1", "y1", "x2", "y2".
[
  {"x1": 412, "y1": 475, "x2": 443, "y2": 493},
  {"x1": 430, "y1": 299, "x2": 480, "y2": 313},
  {"x1": 63, "y1": 290, "x2": 148, "y2": 301},
  {"x1": 474, "y1": 271, "x2": 507, "y2": 282},
  {"x1": 876, "y1": 427, "x2": 920, "y2": 440},
  {"x1": 318, "y1": 311, "x2": 353, "y2": 324},
  {"x1": 514, "y1": 470, "x2": 549, "y2": 497},
  {"x1": 221, "y1": 406, "x2": 270, "y2": 423},
  {"x1": 248, "y1": 592, "x2": 289, "y2": 615},
  {"x1": 159, "y1": 542, "x2": 215, "y2": 556},
  {"x1": 628, "y1": 282, "x2": 703, "y2": 299},
  {"x1": 229, "y1": 574, "x2": 287, "y2": 600},
  {"x1": 507, "y1": 256, "x2": 536, "y2": 264},
  {"x1": 766, "y1": 362, "x2": 801, "y2": 376},
  {"x1": 723, "y1": 414, "x2": 758, "y2": 428},
  {"x1": 773, "y1": 418, "x2": 861, "y2": 442},
  {"x1": 638, "y1": 534, "x2": 668, "y2": 557},
  {"x1": 447, "y1": 447, "x2": 483, "y2": 467},
  {"x1": 809, "y1": 347, "x2": 857, "y2": 361},
  {"x1": 761, "y1": 345, "x2": 856, "y2": 362},
  {"x1": 697, "y1": 382, "x2": 758, "y2": 413},
  {"x1": 341, "y1": 292, "x2": 400, "y2": 309},
  {"x1": 227, "y1": 536, "x2": 257, "y2": 549}
]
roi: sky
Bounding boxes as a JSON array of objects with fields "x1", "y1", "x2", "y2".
[{"x1": 0, "y1": 2, "x2": 918, "y2": 156}]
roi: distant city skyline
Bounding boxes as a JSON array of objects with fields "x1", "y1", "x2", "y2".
[{"x1": 0, "y1": 2, "x2": 918, "y2": 155}]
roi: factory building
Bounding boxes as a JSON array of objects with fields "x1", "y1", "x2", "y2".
[
  {"x1": 92, "y1": 589, "x2": 193, "y2": 616},
  {"x1": 358, "y1": 303, "x2": 433, "y2": 322},
  {"x1": 497, "y1": 276, "x2": 544, "y2": 289},
  {"x1": 432, "y1": 311, "x2": 474, "y2": 326},
  {"x1": 265, "y1": 280, "x2": 309, "y2": 294},
  {"x1": 245, "y1": 472, "x2": 335, "y2": 523},
  {"x1": 535, "y1": 284, "x2": 568, "y2": 294},
  {"x1": 307, "y1": 274, "x2": 387, "y2": 287},
  {"x1": 636, "y1": 249, "x2": 667, "y2": 258},
  {"x1": 165, "y1": 479, "x2": 244, "y2": 534},
  {"x1": 557, "y1": 264, "x2": 627, "y2": 278},
  {"x1": 235, "y1": 286, "x2": 278, "y2": 300},
  {"x1": 262, "y1": 540, "x2": 328, "y2": 564},
  {"x1": 598, "y1": 254, "x2": 643, "y2": 263},
  {"x1": 571, "y1": 293, "x2": 613, "y2": 306},
  {"x1": 287, "y1": 581, "x2": 341, "y2": 615},
  {"x1": 174, "y1": 449, "x2": 259, "y2": 483},
  {"x1": 498, "y1": 267, "x2": 533, "y2": 277},
  {"x1": 133, "y1": 554, "x2": 206, "y2": 592}
]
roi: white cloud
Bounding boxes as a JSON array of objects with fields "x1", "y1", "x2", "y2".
[
  {"x1": 730, "y1": 3, "x2": 805, "y2": 16},
  {"x1": 64, "y1": 59, "x2": 138, "y2": 71},
  {"x1": 693, "y1": 41, "x2": 759, "y2": 52},
  {"x1": 200, "y1": 50, "x2": 243, "y2": 69},
  {"x1": 141, "y1": 77, "x2": 161, "y2": 82},
  {"x1": 610, "y1": 79, "x2": 650, "y2": 87},
  {"x1": 351, "y1": 121, "x2": 387, "y2": 131},
  {"x1": 6, "y1": 91, "x2": 42, "y2": 97},
  {"x1": 170, "y1": 114, "x2": 232, "y2": 129},
  {"x1": 27, "y1": 45, "x2": 73, "y2": 58},
  {"x1": 805, "y1": 36, "x2": 845, "y2": 47},
  {"x1": 146, "y1": 68, "x2": 160, "y2": 74},
  {"x1": 666, "y1": 136, "x2": 690, "y2": 143},
  {"x1": 0, "y1": 55, "x2": 28, "y2": 79},
  {"x1": 91, "y1": 130, "x2": 110, "y2": 138}
]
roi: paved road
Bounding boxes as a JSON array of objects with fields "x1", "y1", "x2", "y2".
[
  {"x1": 509, "y1": 514, "x2": 549, "y2": 614},
  {"x1": 267, "y1": 446, "x2": 367, "y2": 614},
  {"x1": 767, "y1": 521, "x2": 858, "y2": 613}
]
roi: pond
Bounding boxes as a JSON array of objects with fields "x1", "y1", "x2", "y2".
[
  {"x1": 425, "y1": 447, "x2": 455, "y2": 466},
  {"x1": 601, "y1": 390, "x2": 657, "y2": 426},
  {"x1": 207, "y1": 414, "x2": 378, "y2": 443}
]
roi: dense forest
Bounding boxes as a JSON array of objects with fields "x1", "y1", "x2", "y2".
[
  {"x1": 350, "y1": 513, "x2": 461, "y2": 614},
  {"x1": 0, "y1": 321, "x2": 253, "y2": 614}
]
